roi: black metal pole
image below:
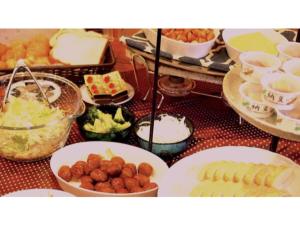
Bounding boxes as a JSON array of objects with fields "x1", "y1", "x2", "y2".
[
  {"x1": 269, "y1": 136, "x2": 279, "y2": 152},
  {"x1": 148, "y1": 29, "x2": 162, "y2": 152},
  {"x1": 296, "y1": 29, "x2": 300, "y2": 43}
]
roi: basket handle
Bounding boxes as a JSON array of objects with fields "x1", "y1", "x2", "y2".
[{"x1": 2, "y1": 59, "x2": 51, "y2": 108}]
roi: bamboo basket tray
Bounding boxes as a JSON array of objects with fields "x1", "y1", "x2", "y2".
[
  {"x1": 223, "y1": 66, "x2": 300, "y2": 142},
  {"x1": 0, "y1": 45, "x2": 115, "y2": 85}
]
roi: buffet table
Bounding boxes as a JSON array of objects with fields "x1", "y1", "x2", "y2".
[{"x1": 1, "y1": 40, "x2": 300, "y2": 196}]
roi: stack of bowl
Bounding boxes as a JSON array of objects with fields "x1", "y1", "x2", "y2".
[{"x1": 239, "y1": 42, "x2": 300, "y2": 131}]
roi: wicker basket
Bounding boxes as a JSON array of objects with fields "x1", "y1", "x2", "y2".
[{"x1": 0, "y1": 44, "x2": 116, "y2": 85}]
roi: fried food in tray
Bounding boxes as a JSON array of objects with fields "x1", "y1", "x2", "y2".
[{"x1": 190, "y1": 161, "x2": 295, "y2": 197}]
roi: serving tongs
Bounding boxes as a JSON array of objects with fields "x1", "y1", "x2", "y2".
[{"x1": 1, "y1": 59, "x2": 51, "y2": 111}]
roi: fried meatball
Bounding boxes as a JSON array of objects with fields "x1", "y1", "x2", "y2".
[
  {"x1": 90, "y1": 169, "x2": 108, "y2": 182},
  {"x1": 121, "y1": 167, "x2": 134, "y2": 178},
  {"x1": 80, "y1": 181, "x2": 94, "y2": 190},
  {"x1": 134, "y1": 174, "x2": 150, "y2": 187},
  {"x1": 106, "y1": 164, "x2": 122, "y2": 177},
  {"x1": 143, "y1": 182, "x2": 158, "y2": 191},
  {"x1": 124, "y1": 177, "x2": 139, "y2": 191},
  {"x1": 124, "y1": 163, "x2": 137, "y2": 176},
  {"x1": 111, "y1": 156, "x2": 125, "y2": 167},
  {"x1": 130, "y1": 186, "x2": 144, "y2": 193},
  {"x1": 111, "y1": 177, "x2": 125, "y2": 190},
  {"x1": 87, "y1": 156, "x2": 101, "y2": 169},
  {"x1": 115, "y1": 188, "x2": 129, "y2": 194},
  {"x1": 0, "y1": 61, "x2": 7, "y2": 69},
  {"x1": 87, "y1": 153, "x2": 102, "y2": 164},
  {"x1": 84, "y1": 159, "x2": 100, "y2": 175},
  {"x1": 95, "y1": 182, "x2": 111, "y2": 192},
  {"x1": 0, "y1": 43, "x2": 8, "y2": 56},
  {"x1": 98, "y1": 187, "x2": 115, "y2": 193},
  {"x1": 70, "y1": 161, "x2": 86, "y2": 179},
  {"x1": 138, "y1": 162, "x2": 153, "y2": 177},
  {"x1": 100, "y1": 160, "x2": 113, "y2": 172},
  {"x1": 80, "y1": 175, "x2": 93, "y2": 184},
  {"x1": 58, "y1": 165, "x2": 72, "y2": 182}
]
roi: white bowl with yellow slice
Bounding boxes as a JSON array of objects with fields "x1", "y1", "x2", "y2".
[
  {"x1": 261, "y1": 72, "x2": 300, "y2": 107},
  {"x1": 223, "y1": 29, "x2": 287, "y2": 62},
  {"x1": 239, "y1": 51, "x2": 281, "y2": 84},
  {"x1": 277, "y1": 41, "x2": 300, "y2": 62},
  {"x1": 282, "y1": 58, "x2": 300, "y2": 79},
  {"x1": 239, "y1": 82, "x2": 274, "y2": 118},
  {"x1": 276, "y1": 98, "x2": 300, "y2": 132}
]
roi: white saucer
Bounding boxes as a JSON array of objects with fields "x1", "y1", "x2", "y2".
[{"x1": 80, "y1": 82, "x2": 135, "y2": 106}]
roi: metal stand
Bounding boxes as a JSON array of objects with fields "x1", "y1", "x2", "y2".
[
  {"x1": 269, "y1": 136, "x2": 280, "y2": 152},
  {"x1": 148, "y1": 29, "x2": 162, "y2": 152}
]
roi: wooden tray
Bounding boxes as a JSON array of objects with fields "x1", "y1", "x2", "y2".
[{"x1": 223, "y1": 66, "x2": 300, "y2": 142}]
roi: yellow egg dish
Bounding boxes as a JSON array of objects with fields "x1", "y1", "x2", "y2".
[{"x1": 228, "y1": 32, "x2": 278, "y2": 55}]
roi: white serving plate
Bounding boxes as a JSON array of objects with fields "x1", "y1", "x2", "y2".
[
  {"x1": 4, "y1": 189, "x2": 74, "y2": 197},
  {"x1": 222, "y1": 29, "x2": 288, "y2": 62},
  {"x1": 50, "y1": 141, "x2": 169, "y2": 197},
  {"x1": 158, "y1": 146, "x2": 300, "y2": 197},
  {"x1": 144, "y1": 29, "x2": 220, "y2": 58},
  {"x1": 80, "y1": 82, "x2": 135, "y2": 106}
]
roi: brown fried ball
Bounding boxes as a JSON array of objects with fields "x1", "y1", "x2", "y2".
[
  {"x1": 111, "y1": 177, "x2": 125, "y2": 190},
  {"x1": 80, "y1": 175, "x2": 93, "y2": 184},
  {"x1": 80, "y1": 181, "x2": 94, "y2": 190},
  {"x1": 58, "y1": 165, "x2": 72, "y2": 182},
  {"x1": 130, "y1": 186, "x2": 144, "y2": 193},
  {"x1": 138, "y1": 162, "x2": 153, "y2": 177},
  {"x1": 106, "y1": 164, "x2": 122, "y2": 177},
  {"x1": 143, "y1": 182, "x2": 158, "y2": 191},
  {"x1": 100, "y1": 160, "x2": 113, "y2": 172},
  {"x1": 70, "y1": 161, "x2": 86, "y2": 179},
  {"x1": 87, "y1": 153, "x2": 102, "y2": 163},
  {"x1": 95, "y1": 181, "x2": 111, "y2": 192},
  {"x1": 87, "y1": 156, "x2": 101, "y2": 168},
  {"x1": 90, "y1": 169, "x2": 108, "y2": 182},
  {"x1": 134, "y1": 174, "x2": 150, "y2": 187},
  {"x1": 111, "y1": 156, "x2": 125, "y2": 167},
  {"x1": 124, "y1": 163, "x2": 137, "y2": 176},
  {"x1": 0, "y1": 43, "x2": 8, "y2": 56},
  {"x1": 115, "y1": 188, "x2": 129, "y2": 194},
  {"x1": 84, "y1": 159, "x2": 100, "y2": 175},
  {"x1": 124, "y1": 177, "x2": 139, "y2": 191},
  {"x1": 98, "y1": 187, "x2": 115, "y2": 193},
  {"x1": 0, "y1": 61, "x2": 7, "y2": 69},
  {"x1": 121, "y1": 167, "x2": 134, "y2": 178}
]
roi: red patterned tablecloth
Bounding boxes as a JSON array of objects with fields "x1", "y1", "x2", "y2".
[{"x1": 1, "y1": 41, "x2": 300, "y2": 196}]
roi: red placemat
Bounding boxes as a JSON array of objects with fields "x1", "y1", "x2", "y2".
[
  {"x1": 1, "y1": 92, "x2": 300, "y2": 196},
  {"x1": 1, "y1": 63, "x2": 300, "y2": 196}
]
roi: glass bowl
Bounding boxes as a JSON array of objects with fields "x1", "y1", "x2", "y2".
[{"x1": 0, "y1": 72, "x2": 84, "y2": 161}]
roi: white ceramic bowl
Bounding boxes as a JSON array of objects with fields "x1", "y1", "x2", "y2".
[
  {"x1": 50, "y1": 141, "x2": 169, "y2": 197},
  {"x1": 276, "y1": 98, "x2": 300, "y2": 132},
  {"x1": 239, "y1": 82, "x2": 274, "y2": 118},
  {"x1": 223, "y1": 29, "x2": 287, "y2": 62},
  {"x1": 144, "y1": 29, "x2": 219, "y2": 58},
  {"x1": 282, "y1": 58, "x2": 300, "y2": 79},
  {"x1": 239, "y1": 51, "x2": 281, "y2": 83},
  {"x1": 277, "y1": 41, "x2": 300, "y2": 62},
  {"x1": 261, "y1": 72, "x2": 300, "y2": 106}
]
